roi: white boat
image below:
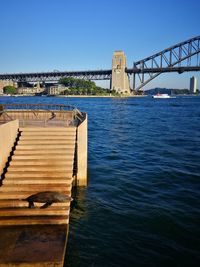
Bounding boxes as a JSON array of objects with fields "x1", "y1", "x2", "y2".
[{"x1": 152, "y1": 93, "x2": 171, "y2": 98}]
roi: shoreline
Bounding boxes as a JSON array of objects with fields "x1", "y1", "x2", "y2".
[
  {"x1": 0, "y1": 94, "x2": 147, "y2": 98},
  {"x1": 0, "y1": 94, "x2": 199, "y2": 98},
  {"x1": 57, "y1": 95, "x2": 147, "y2": 98}
]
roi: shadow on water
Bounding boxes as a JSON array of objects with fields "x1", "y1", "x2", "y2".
[
  {"x1": 64, "y1": 186, "x2": 88, "y2": 267},
  {"x1": 70, "y1": 187, "x2": 88, "y2": 221}
]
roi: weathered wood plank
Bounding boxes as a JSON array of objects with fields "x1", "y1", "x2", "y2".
[
  {"x1": 20, "y1": 137, "x2": 75, "y2": 140},
  {"x1": 20, "y1": 132, "x2": 76, "y2": 136},
  {"x1": 0, "y1": 216, "x2": 69, "y2": 225},
  {"x1": 3, "y1": 178, "x2": 73, "y2": 184},
  {"x1": 5, "y1": 171, "x2": 73, "y2": 178},
  {"x1": 12, "y1": 155, "x2": 74, "y2": 160},
  {"x1": 9, "y1": 160, "x2": 74, "y2": 166},
  {"x1": 15, "y1": 144, "x2": 75, "y2": 150},
  {"x1": 0, "y1": 190, "x2": 71, "y2": 199},
  {"x1": 14, "y1": 150, "x2": 74, "y2": 155},
  {"x1": 18, "y1": 138, "x2": 75, "y2": 146},
  {"x1": 0, "y1": 200, "x2": 70, "y2": 208},
  {"x1": 20, "y1": 127, "x2": 76, "y2": 131},
  {"x1": 0, "y1": 184, "x2": 72, "y2": 192},
  {"x1": 7, "y1": 166, "x2": 73, "y2": 171},
  {"x1": 0, "y1": 207, "x2": 70, "y2": 216}
]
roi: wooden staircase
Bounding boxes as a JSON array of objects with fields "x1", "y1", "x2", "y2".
[{"x1": 0, "y1": 127, "x2": 76, "y2": 226}]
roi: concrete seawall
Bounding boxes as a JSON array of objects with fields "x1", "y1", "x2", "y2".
[
  {"x1": 76, "y1": 113, "x2": 88, "y2": 186},
  {"x1": 0, "y1": 120, "x2": 19, "y2": 176}
]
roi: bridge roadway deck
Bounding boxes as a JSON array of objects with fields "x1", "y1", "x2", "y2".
[{"x1": 0, "y1": 125, "x2": 76, "y2": 267}]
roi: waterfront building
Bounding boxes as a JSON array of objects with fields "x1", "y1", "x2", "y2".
[
  {"x1": 190, "y1": 76, "x2": 197, "y2": 94},
  {"x1": 47, "y1": 85, "x2": 66, "y2": 95},
  {"x1": 0, "y1": 80, "x2": 17, "y2": 91},
  {"x1": 17, "y1": 86, "x2": 44, "y2": 95}
]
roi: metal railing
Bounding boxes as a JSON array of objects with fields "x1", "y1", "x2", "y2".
[{"x1": 0, "y1": 103, "x2": 84, "y2": 127}]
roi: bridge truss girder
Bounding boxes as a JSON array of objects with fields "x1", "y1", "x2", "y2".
[
  {"x1": 0, "y1": 70, "x2": 112, "y2": 83},
  {"x1": 129, "y1": 36, "x2": 200, "y2": 91}
]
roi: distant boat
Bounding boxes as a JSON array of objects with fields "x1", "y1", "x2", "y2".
[{"x1": 152, "y1": 93, "x2": 171, "y2": 99}]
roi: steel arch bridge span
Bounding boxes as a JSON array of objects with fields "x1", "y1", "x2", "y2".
[
  {"x1": 0, "y1": 36, "x2": 200, "y2": 93},
  {"x1": 127, "y1": 35, "x2": 200, "y2": 91}
]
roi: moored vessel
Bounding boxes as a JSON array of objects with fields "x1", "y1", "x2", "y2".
[{"x1": 152, "y1": 93, "x2": 171, "y2": 98}]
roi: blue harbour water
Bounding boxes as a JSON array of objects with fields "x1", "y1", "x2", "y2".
[{"x1": 0, "y1": 95, "x2": 200, "y2": 267}]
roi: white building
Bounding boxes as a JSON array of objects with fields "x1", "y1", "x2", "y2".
[{"x1": 47, "y1": 85, "x2": 66, "y2": 95}]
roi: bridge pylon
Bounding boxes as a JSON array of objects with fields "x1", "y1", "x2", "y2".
[{"x1": 111, "y1": 51, "x2": 130, "y2": 94}]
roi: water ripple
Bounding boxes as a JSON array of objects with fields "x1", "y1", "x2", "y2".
[{"x1": 1, "y1": 96, "x2": 200, "y2": 267}]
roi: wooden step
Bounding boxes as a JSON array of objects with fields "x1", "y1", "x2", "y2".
[
  {"x1": 0, "y1": 187, "x2": 72, "y2": 193},
  {"x1": 20, "y1": 132, "x2": 76, "y2": 136},
  {"x1": 0, "y1": 185, "x2": 72, "y2": 192},
  {"x1": 9, "y1": 160, "x2": 73, "y2": 166},
  {"x1": 14, "y1": 150, "x2": 75, "y2": 155},
  {"x1": 0, "y1": 184, "x2": 72, "y2": 192},
  {"x1": 0, "y1": 207, "x2": 70, "y2": 217},
  {"x1": 14, "y1": 148, "x2": 74, "y2": 153},
  {"x1": 18, "y1": 140, "x2": 76, "y2": 145},
  {"x1": 15, "y1": 144, "x2": 75, "y2": 150},
  {"x1": 5, "y1": 171, "x2": 73, "y2": 178},
  {"x1": 3, "y1": 176, "x2": 73, "y2": 181},
  {"x1": 3, "y1": 178, "x2": 73, "y2": 185},
  {"x1": 11, "y1": 155, "x2": 74, "y2": 160},
  {"x1": 0, "y1": 190, "x2": 71, "y2": 200},
  {"x1": 7, "y1": 166, "x2": 73, "y2": 172},
  {"x1": 0, "y1": 216, "x2": 69, "y2": 225},
  {"x1": 19, "y1": 135, "x2": 76, "y2": 140},
  {"x1": 0, "y1": 199, "x2": 70, "y2": 208},
  {"x1": 20, "y1": 127, "x2": 76, "y2": 131}
]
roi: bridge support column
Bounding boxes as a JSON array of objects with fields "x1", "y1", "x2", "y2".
[{"x1": 111, "y1": 51, "x2": 130, "y2": 94}]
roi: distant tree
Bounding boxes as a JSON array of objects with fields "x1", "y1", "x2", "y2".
[
  {"x1": 3, "y1": 85, "x2": 16, "y2": 95},
  {"x1": 59, "y1": 77, "x2": 120, "y2": 96}
]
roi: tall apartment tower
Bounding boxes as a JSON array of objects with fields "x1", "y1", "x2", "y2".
[
  {"x1": 111, "y1": 51, "x2": 130, "y2": 94},
  {"x1": 190, "y1": 76, "x2": 197, "y2": 94}
]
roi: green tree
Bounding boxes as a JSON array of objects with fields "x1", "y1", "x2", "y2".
[
  {"x1": 3, "y1": 85, "x2": 16, "y2": 95},
  {"x1": 59, "y1": 77, "x2": 117, "y2": 96}
]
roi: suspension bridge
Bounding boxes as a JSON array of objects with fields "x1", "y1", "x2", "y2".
[{"x1": 0, "y1": 36, "x2": 200, "y2": 94}]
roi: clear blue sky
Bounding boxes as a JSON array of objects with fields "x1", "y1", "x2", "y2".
[{"x1": 0, "y1": 0, "x2": 200, "y2": 89}]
